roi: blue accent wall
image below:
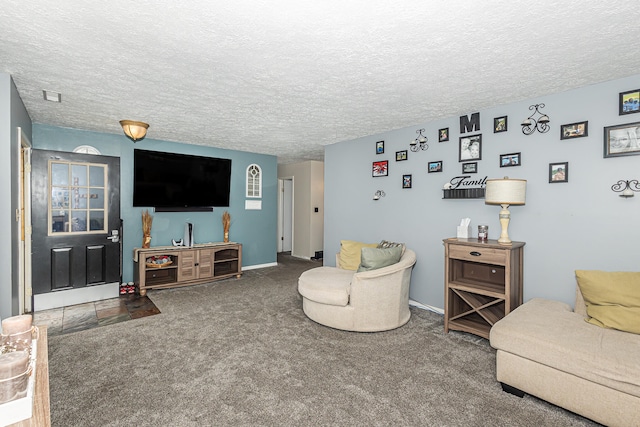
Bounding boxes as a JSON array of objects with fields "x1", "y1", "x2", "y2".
[{"x1": 32, "y1": 124, "x2": 277, "y2": 283}]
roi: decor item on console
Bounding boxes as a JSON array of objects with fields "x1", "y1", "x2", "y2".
[
  {"x1": 611, "y1": 179, "x2": 640, "y2": 198},
  {"x1": 490, "y1": 271, "x2": 640, "y2": 427},
  {"x1": 141, "y1": 210, "x2": 153, "y2": 248},
  {"x1": 521, "y1": 103, "x2": 550, "y2": 135},
  {"x1": 119, "y1": 120, "x2": 149, "y2": 142},
  {"x1": 297, "y1": 240, "x2": 416, "y2": 332},
  {"x1": 222, "y1": 211, "x2": 231, "y2": 242},
  {"x1": 484, "y1": 177, "x2": 526, "y2": 245}
]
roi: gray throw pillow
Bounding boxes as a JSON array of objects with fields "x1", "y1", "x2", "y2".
[{"x1": 357, "y1": 246, "x2": 403, "y2": 272}]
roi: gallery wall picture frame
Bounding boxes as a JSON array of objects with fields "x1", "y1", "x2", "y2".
[
  {"x1": 462, "y1": 162, "x2": 477, "y2": 174},
  {"x1": 396, "y1": 150, "x2": 408, "y2": 161},
  {"x1": 439, "y1": 128, "x2": 449, "y2": 142},
  {"x1": 619, "y1": 88, "x2": 640, "y2": 115},
  {"x1": 376, "y1": 140, "x2": 385, "y2": 154},
  {"x1": 500, "y1": 152, "x2": 521, "y2": 167},
  {"x1": 459, "y1": 134, "x2": 482, "y2": 162},
  {"x1": 428, "y1": 160, "x2": 443, "y2": 173},
  {"x1": 603, "y1": 121, "x2": 640, "y2": 157},
  {"x1": 494, "y1": 116, "x2": 508, "y2": 133},
  {"x1": 372, "y1": 160, "x2": 388, "y2": 177},
  {"x1": 560, "y1": 121, "x2": 588, "y2": 140},
  {"x1": 402, "y1": 174, "x2": 412, "y2": 188},
  {"x1": 549, "y1": 162, "x2": 569, "y2": 183}
]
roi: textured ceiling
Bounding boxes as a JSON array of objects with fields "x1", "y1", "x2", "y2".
[{"x1": 1, "y1": 1, "x2": 640, "y2": 164}]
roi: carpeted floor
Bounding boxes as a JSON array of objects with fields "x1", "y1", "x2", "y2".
[{"x1": 48, "y1": 254, "x2": 600, "y2": 426}]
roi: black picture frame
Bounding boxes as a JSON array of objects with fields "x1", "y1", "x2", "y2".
[
  {"x1": 560, "y1": 121, "x2": 588, "y2": 140},
  {"x1": 428, "y1": 160, "x2": 443, "y2": 173},
  {"x1": 462, "y1": 162, "x2": 477, "y2": 174},
  {"x1": 603, "y1": 121, "x2": 640, "y2": 158},
  {"x1": 619, "y1": 88, "x2": 640, "y2": 115},
  {"x1": 438, "y1": 128, "x2": 449, "y2": 142},
  {"x1": 459, "y1": 134, "x2": 482, "y2": 162},
  {"x1": 549, "y1": 162, "x2": 568, "y2": 183},
  {"x1": 376, "y1": 140, "x2": 384, "y2": 154},
  {"x1": 372, "y1": 160, "x2": 388, "y2": 177},
  {"x1": 500, "y1": 152, "x2": 521, "y2": 167},
  {"x1": 402, "y1": 174, "x2": 412, "y2": 188},
  {"x1": 494, "y1": 116, "x2": 507, "y2": 133},
  {"x1": 396, "y1": 150, "x2": 408, "y2": 161}
]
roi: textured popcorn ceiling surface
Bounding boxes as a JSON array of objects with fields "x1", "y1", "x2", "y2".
[{"x1": 1, "y1": 1, "x2": 640, "y2": 164}]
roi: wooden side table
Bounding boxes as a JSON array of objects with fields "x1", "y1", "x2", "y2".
[{"x1": 443, "y1": 238, "x2": 525, "y2": 339}]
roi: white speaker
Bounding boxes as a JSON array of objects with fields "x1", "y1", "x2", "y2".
[{"x1": 183, "y1": 222, "x2": 194, "y2": 247}]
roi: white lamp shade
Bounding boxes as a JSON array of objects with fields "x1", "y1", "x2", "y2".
[
  {"x1": 485, "y1": 177, "x2": 526, "y2": 205},
  {"x1": 120, "y1": 120, "x2": 149, "y2": 141}
]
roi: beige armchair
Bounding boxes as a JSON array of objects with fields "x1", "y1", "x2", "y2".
[{"x1": 297, "y1": 249, "x2": 416, "y2": 332}]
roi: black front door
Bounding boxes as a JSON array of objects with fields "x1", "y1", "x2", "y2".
[{"x1": 31, "y1": 149, "x2": 121, "y2": 295}]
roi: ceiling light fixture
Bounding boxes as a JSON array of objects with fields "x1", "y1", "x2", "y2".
[
  {"x1": 521, "y1": 103, "x2": 550, "y2": 135},
  {"x1": 119, "y1": 120, "x2": 149, "y2": 142}
]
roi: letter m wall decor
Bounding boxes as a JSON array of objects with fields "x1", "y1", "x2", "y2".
[{"x1": 460, "y1": 112, "x2": 480, "y2": 134}]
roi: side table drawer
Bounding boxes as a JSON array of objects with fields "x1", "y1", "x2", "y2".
[{"x1": 448, "y1": 245, "x2": 507, "y2": 265}]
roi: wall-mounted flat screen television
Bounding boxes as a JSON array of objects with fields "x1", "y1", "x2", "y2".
[{"x1": 133, "y1": 149, "x2": 232, "y2": 211}]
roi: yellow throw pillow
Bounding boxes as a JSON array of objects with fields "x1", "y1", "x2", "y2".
[
  {"x1": 339, "y1": 240, "x2": 377, "y2": 270},
  {"x1": 575, "y1": 270, "x2": 640, "y2": 334}
]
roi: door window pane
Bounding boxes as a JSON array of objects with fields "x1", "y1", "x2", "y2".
[
  {"x1": 49, "y1": 160, "x2": 108, "y2": 235},
  {"x1": 51, "y1": 163, "x2": 69, "y2": 186},
  {"x1": 89, "y1": 166, "x2": 104, "y2": 187},
  {"x1": 72, "y1": 165, "x2": 87, "y2": 186},
  {"x1": 89, "y1": 211, "x2": 104, "y2": 231}
]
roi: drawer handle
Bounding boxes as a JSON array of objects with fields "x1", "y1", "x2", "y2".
[{"x1": 469, "y1": 251, "x2": 482, "y2": 256}]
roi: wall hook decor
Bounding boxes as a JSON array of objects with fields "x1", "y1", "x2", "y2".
[
  {"x1": 373, "y1": 190, "x2": 386, "y2": 200},
  {"x1": 410, "y1": 128, "x2": 429, "y2": 151},
  {"x1": 521, "y1": 104, "x2": 550, "y2": 135},
  {"x1": 611, "y1": 179, "x2": 640, "y2": 198}
]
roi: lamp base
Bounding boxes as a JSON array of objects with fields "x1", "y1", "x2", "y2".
[{"x1": 498, "y1": 204, "x2": 512, "y2": 245}]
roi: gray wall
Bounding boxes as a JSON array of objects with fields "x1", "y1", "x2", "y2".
[
  {"x1": 0, "y1": 73, "x2": 32, "y2": 319},
  {"x1": 325, "y1": 73, "x2": 640, "y2": 310}
]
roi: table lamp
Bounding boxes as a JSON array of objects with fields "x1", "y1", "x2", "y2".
[{"x1": 485, "y1": 177, "x2": 526, "y2": 244}]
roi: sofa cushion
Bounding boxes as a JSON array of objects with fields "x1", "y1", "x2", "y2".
[
  {"x1": 377, "y1": 240, "x2": 406, "y2": 256},
  {"x1": 297, "y1": 267, "x2": 355, "y2": 306},
  {"x1": 490, "y1": 298, "x2": 640, "y2": 398},
  {"x1": 575, "y1": 270, "x2": 640, "y2": 334},
  {"x1": 357, "y1": 246, "x2": 403, "y2": 272},
  {"x1": 338, "y1": 240, "x2": 377, "y2": 270}
]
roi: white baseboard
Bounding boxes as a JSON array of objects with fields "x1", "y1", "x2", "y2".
[
  {"x1": 33, "y1": 282, "x2": 119, "y2": 311},
  {"x1": 409, "y1": 299, "x2": 444, "y2": 315},
  {"x1": 243, "y1": 262, "x2": 278, "y2": 271}
]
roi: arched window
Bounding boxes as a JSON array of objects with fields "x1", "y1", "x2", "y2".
[{"x1": 246, "y1": 164, "x2": 262, "y2": 198}]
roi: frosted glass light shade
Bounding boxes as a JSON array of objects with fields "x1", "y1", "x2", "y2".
[
  {"x1": 119, "y1": 120, "x2": 149, "y2": 141},
  {"x1": 485, "y1": 177, "x2": 526, "y2": 205}
]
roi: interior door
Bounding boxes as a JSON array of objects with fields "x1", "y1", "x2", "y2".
[
  {"x1": 30, "y1": 149, "x2": 121, "y2": 298},
  {"x1": 281, "y1": 178, "x2": 293, "y2": 252}
]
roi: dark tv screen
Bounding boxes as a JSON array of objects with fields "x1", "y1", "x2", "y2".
[{"x1": 133, "y1": 149, "x2": 231, "y2": 210}]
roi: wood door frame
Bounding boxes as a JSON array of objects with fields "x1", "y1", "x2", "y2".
[{"x1": 18, "y1": 127, "x2": 32, "y2": 314}]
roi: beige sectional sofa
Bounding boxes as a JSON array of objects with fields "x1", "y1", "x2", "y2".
[{"x1": 490, "y1": 286, "x2": 640, "y2": 427}]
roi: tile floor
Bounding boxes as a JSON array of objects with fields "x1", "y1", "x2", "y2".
[{"x1": 33, "y1": 294, "x2": 160, "y2": 337}]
